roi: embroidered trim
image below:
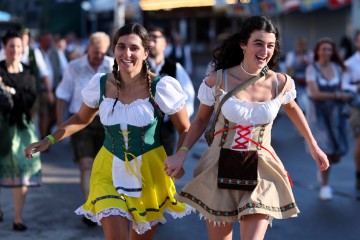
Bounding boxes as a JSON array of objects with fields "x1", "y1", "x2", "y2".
[
  {"x1": 91, "y1": 195, "x2": 125, "y2": 205},
  {"x1": 115, "y1": 186, "x2": 142, "y2": 193},
  {"x1": 219, "y1": 118, "x2": 229, "y2": 147},
  {"x1": 218, "y1": 178, "x2": 258, "y2": 186},
  {"x1": 257, "y1": 124, "x2": 266, "y2": 150},
  {"x1": 179, "y1": 191, "x2": 296, "y2": 216},
  {"x1": 91, "y1": 195, "x2": 178, "y2": 216}
]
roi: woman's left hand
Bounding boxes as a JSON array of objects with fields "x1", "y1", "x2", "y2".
[{"x1": 309, "y1": 143, "x2": 330, "y2": 171}]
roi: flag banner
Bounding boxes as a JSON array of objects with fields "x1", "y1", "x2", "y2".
[
  {"x1": 227, "y1": 3, "x2": 251, "y2": 16},
  {"x1": 258, "y1": 0, "x2": 282, "y2": 15},
  {"x1": 328, "y1": 0, "x2": 352, "y2": 8},
  {"x1": 280, "y1": 0, "x2": 301, "y2": 12},
  {"x1": 300, "y1": 0, "x2": 327, "y2": 12}
]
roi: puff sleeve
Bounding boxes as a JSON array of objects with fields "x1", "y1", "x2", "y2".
[
  {"x1": 197, "y1": 80, "x2": 216, "y2": 106},
  {"x1": 154, "y1": 76, "x2": 187, "y2": 115},
  {"x1": 282, "y1": 78, "x2": 297, "y2": 105},
  {"x1": 81, "y1": 73, "x2": 104, "y2": 108}
]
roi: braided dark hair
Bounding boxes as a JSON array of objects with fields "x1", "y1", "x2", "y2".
[{"x1": 144, "y1": 60, "x2": 153, "y2": 99}]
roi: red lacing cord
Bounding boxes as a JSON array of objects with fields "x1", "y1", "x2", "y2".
[{"x1": 214, "y1": 125, "x2": 293, "y2": 186}]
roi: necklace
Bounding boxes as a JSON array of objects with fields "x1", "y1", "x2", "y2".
[{"x1": 240, "y1": 62, "x2": 258, "y2": 76}]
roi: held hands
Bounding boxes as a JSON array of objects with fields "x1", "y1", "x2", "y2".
[
  {"x1": 24, "y1": 138, "x2": 52, "y2": 159},
  {"x1": 164, "y1": 150, "x2": 188, "y2": 179},
  {"x1": 308, "y1": 143, "x2": 330, "y2": 172}
]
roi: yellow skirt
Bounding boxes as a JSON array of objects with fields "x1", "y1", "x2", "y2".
[{"x1": 75, "y1": 146, "x2": 193, "y2": 234}]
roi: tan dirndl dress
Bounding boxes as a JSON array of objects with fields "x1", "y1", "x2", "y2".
[{"x1": 176, "y1": 76, "x2": 300, "y2": 223}]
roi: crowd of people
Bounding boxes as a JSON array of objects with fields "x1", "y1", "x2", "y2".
[
  {"x1": 285, "y1": 33, "x2": 360, "y2": 201},
  {"x1": 0, "y1": 14, "x2": 358, "y2": 240}
]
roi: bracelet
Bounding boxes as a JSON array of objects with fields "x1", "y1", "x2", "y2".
[
  {"x1": 180, "y1": 146, "x2": 190, "y2": 152},
  {"x1": 45, "y1": 134, "x2": 56, "y2": 144}
]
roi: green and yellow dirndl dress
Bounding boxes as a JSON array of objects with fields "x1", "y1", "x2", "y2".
[{"x1": 75, "y1": 73, "x2": 193, "y2": 234}]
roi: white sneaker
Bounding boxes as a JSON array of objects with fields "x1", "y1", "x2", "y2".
[{"x1": 319, "y1": 186, "x2": 333, "y2": 200}]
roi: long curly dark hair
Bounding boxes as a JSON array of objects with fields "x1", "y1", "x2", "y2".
[{"x1": 213, "y1": 16, "x2": 280, "y2": 71}]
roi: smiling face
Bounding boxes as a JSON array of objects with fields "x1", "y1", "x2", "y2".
[
  {"x1": 5, "y1": 36, "x2": 23, "y2": 62},
  {"x1": 240, "y1": 30, "x2": 276, "y2": 71},
  {"x1": 317, "y1": 42, "x2": 333, "y2": 63},
  {"x1": 114, "y1": 33, "x2": 148, "y2": 75}
]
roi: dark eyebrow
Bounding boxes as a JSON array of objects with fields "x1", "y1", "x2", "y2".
[
  {"x1": 117, "y1": 42, "x2": 140, "y2": 48},
  {"x1": 253, "y1": 39, "x2": 275, "y2": 45}
]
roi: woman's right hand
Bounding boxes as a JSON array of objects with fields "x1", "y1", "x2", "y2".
[{"x1": 24, "y1": 138, "x2": 51, "y2": 159}]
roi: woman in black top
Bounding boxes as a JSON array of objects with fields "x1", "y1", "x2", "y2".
[{"x1": 0, "y1": 29, "x2": 41, "y2": 231}]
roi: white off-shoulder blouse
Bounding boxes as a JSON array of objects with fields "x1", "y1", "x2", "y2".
[
  {"x1": 81, "y1": 73, "x2": 188, "y2": 126},
  {"x1": 197, "y1": 74, "x2": 297, "y2": 125}
]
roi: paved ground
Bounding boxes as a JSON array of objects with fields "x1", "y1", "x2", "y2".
[{"x1": 1, "y1": 56, "x2": 360, "y2": 239}]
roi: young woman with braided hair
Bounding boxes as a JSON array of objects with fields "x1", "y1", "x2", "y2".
[{"x1": 24, "y1": 23, "x2": 193, "y2": 239}]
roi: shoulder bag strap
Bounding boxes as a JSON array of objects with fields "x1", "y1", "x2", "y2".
[
  {"x1": 208, "y1": 65, "x2": 269, "y2": 134},
  {"x1": 278, "y1": 73, "x2": 289, "y2": 104}
]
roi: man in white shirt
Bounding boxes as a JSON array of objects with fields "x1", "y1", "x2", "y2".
[
  {"x1": 344, "y1": 31, "x2": 360, "y2": 193},
  {"x1": 147, "y1": 26, "x2": 195, "y2": 156},
  {"x1": 55, "y1": 32, "x2": 113, "y2": 226}
]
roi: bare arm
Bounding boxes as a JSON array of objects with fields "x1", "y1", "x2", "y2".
[
  {"x1": 56, "y1": 98, "x2": 67, "y2": 127},
  {"x1": 308, "y1": 81, "x2": 335, "y2": 100},
  {"x1": 24, "y1": 103, "x2": 98, "y2": 158},
  {"x1": 283, "y1": 100, "x2": 329, "y2": 171},
  {"x1": 164, "y1": 106, "x2": 190, "y2": 178},
  {"x1": 164, "y1": 72, "x2": 217, "y2": 178},
  {"x1": 170, "y1": 106, "x2": 191, "y2": 151},
  {"x1": 164, "y1": 102, "x2": 214, "y2": 178}
]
